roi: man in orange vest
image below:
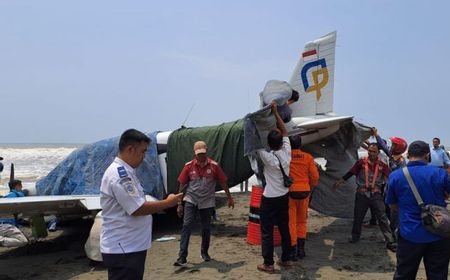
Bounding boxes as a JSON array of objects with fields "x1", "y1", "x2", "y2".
[
  {"x1": 333, "y1": 143, "x2": 397, "y2": 252},
  {"x1": 288, "y1": 135, "x2": 319, "y2": 260}
]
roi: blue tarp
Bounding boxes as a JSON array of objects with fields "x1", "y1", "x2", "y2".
[{"x1": 36, "y1": 132, "x2": 164, "y2": 199}]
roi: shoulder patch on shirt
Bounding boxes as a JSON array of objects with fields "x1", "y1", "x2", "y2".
[
  {"x1": 117, "y1": 166, "x2": 128, "y2": 178},
  {"x1": 119, "y1": 178, "x2": 138, "y2": 196},
  {"x1": 184, "y1": 160, "x2": 193, "y2": 166},
  {"x1": 210, "y1": 160, "x2": 218, "y2": 166},
  {"x1": 119, "y1": 177, "x2": 132, "y2": 184}
]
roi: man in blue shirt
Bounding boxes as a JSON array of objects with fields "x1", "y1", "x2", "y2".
[
  {"x1": 430, "y1": 137, "x2": 450, "y2": 168},
  {"x1": 0, "y1": 179, "x2": 28, "y2": 247},
  {"x1": 386, "y1": 140, "x2": 450, "y2": 280},
  {"x1": 4, "y1": 180, "x2": 28, "y2": 198}
]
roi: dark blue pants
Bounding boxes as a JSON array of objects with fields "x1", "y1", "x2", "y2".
[
  {"x1": 102, "y1": 250, "x2": 147, "y2": 280},
  {"x1": 179, "y1": 202, "x2": 213, "y2": 258},
  {"x1": 260, "y1": 193, "x2": 291, "y2": 265},
  {"x1": 394, "y1": 235, "x2": 450, "y2": 280}
]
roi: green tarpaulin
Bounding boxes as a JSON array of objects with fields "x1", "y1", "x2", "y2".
[{"x1": 166, "y1": 119, "x2": 253, "y2": 194}]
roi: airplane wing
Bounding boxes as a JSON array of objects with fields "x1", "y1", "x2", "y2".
[
  {"x1": 0, "y1": 195, "x2": 159, "y2": 217},
  {"x1": 0, "y1": 195, "x2": 101, "y2": 217}
]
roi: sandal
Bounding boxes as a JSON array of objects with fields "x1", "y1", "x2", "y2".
[{"x1": 257, "y1": 264, "x2": 275, "y2": 274}]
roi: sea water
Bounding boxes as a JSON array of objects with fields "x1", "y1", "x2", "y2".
[{"x1": 0, "y1": 143, "x2": 80, "y2": 187}]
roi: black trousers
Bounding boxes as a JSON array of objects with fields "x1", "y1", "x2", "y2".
[
  {"x1": 352, "y1": 192, "x2": 394, "y2": 243},
  {"x1": 102, "y1": 250, "x2": 147, "y2": 280},
  {"x1": 394, "y1": 235, "x2": 450, "y2": 280},
  {"x1": 260, "y1": 193, "x2": 291, "y2": 265},
  {"x1": 179, "y1": 202, "x2": 213, "y2": 258}
]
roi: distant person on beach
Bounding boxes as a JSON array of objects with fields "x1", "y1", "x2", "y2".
[
  {"x1": 174, "y1": 140, "x2": 234, "y2": 266},
  {"x1": 386, "y1": 140, "x2": 450, "y2": 280},
  {"x1": 256, "y1": 102, "x2": 293, "y2": 273},
  {"x1": 0, "y1": 179, "x2": 28, "y2": 247},
  {"x1": 333, "y1": 143, "x2": 397, "y2": 252},
  {"x1": 100, "y1": 129, "x2": 181, "y2": 280},
  {"x1": 430, "y1": 137, "x2": 450, "y2": 168},
  {"x1": 0, "y1": 156, "x2": 4, "y2": 180},
  {"x1": 288, "y1": 135, "x2": 319, "y2": 261}
]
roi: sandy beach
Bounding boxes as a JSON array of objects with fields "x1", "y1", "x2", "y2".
[{"x1": 0, "y1": 192, "x2": 430, "y2": 280}]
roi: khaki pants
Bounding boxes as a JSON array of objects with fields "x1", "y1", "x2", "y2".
[{"x1": 0, "y1": 224, "x2": 28, "y2": 247}]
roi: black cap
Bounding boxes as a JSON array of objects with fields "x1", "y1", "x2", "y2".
[
  {"x1": 0, "y1": 156, "x2": 3, "y2": 160},
  {"x1": 408, "y1": 140, "x2": 430, "y2": 157}
]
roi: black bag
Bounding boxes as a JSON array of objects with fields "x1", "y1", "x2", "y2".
[
  {"x1": 274, "y1": 154, "x2": 293, "y2": 188},
  {"x1": 403, "y1": 167, "x2": 450, "y2": 238},
  {"x1": 289, "y1": 191, "x2": 310, "y2": 200}
]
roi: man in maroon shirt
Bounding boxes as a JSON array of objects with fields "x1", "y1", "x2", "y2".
[
  {"x1": 333, "y1": 143, "x2": 397, "y2": 251},
  {"x1": 174, "y1": 141, "x2": 234, "y2": 266}
]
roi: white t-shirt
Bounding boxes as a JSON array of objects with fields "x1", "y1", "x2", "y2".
[
  {"x1": 100, "y1": 157, "x2": 152, "y2": 254},
  {"x1": 257, "y1": 137, "x2": 291, "y2": 198}
]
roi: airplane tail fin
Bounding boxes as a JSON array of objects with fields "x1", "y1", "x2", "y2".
[{"x1": 289, "y1": 31, "x2": 337, "y2": 117}]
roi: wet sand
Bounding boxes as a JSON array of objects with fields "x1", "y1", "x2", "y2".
[{"x1": 0, "y1": 192, "x2": 430, "y2": 280}]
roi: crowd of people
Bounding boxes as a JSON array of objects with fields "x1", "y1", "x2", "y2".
[{"x1": 2, "y1": 107, "x2": 450, "y2": 279}]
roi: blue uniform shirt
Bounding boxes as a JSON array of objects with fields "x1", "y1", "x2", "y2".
[{"x1": 386, "y1": 160, "x2": 450, "y2": 243}]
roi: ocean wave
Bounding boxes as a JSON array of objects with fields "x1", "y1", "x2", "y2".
[{"x1": 0, "y1": 145, "x2": 78, "y2": 184}]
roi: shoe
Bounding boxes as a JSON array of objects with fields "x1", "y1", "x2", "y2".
[
  {"x1": 276, "y1": 260, "x2": 293, "y2": 268},
  {"x1": 173, "y1": 257, "x2": 187, "y2": 266},
  {"x1": 257, "y1": 264, "x2": 275, "y2": 274},
  {"x1": 200, "y1": 251, "x2": 211, "y2": 262},
  {"x1": 297, "y1": 239, "x2": 306, "y2": 259},
  {"x1": 290, "y1": 245, "x2": 298, "y2": 262},
  {"x1": 386, "y1": 242, "x2": 397, "y2": 252}
]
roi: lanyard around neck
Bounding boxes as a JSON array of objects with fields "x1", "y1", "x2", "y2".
[{"x1": 364, "y1": 157, "x2": 379, "y2": 192}]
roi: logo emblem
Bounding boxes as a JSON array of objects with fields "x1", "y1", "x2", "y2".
[{"x1": 301, "y1": 58, "x2": 329, "y2": 101}]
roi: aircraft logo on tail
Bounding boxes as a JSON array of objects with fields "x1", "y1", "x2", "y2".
[
  {"x1": 289, "y1": 31, "x2": 336, "y2": 117},
  {"x1": 301, "y1": 50, "x2": 329, "y2": 101}
]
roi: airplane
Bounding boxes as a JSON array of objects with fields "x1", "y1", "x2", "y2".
[{"x1": 0, "y1": 30, "x2": 363, "y2": 235}]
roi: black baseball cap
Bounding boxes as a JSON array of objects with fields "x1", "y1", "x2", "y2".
[{"x1": 408, "y1": 140, "x2": 430, "y2": 157}]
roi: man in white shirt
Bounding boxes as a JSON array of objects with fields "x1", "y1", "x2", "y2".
[
  {"x1": 256, "y1": 102, "x2": 293, "y2": 273},
  {"x1": 430, "y1": 137, "x2": 450, "y2": 168},
  {"x1": 100, "y1": 129, "x2": 182, "y2": 280}
]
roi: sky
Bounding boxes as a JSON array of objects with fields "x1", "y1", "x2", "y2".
[{"x1": 1, "y1": 1, "x2": 450, "y2": 144}]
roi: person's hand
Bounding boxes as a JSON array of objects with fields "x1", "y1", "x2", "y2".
[
  {"x1": 271, "y1": 101, "x2": 278, "y2": 113},
  {"x1": 372, "y1": 127, "x2": 378, "y2": 137},
  {"x1": 227, "y1": 197, "x2": 235, "y2": 209},
  {"x1": 166, "y1": 193, "x2": 183, "y2": 207},
  {"x1": 332, "y1": 179, "x2": 345, "y2": 191},
  {"x1": 177, "y1": 204, "x2": 184, "y2": 218}
]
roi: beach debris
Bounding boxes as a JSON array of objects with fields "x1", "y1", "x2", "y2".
[{"x1": 155, "y1": 236, "x2": 176, "y2": 242}]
